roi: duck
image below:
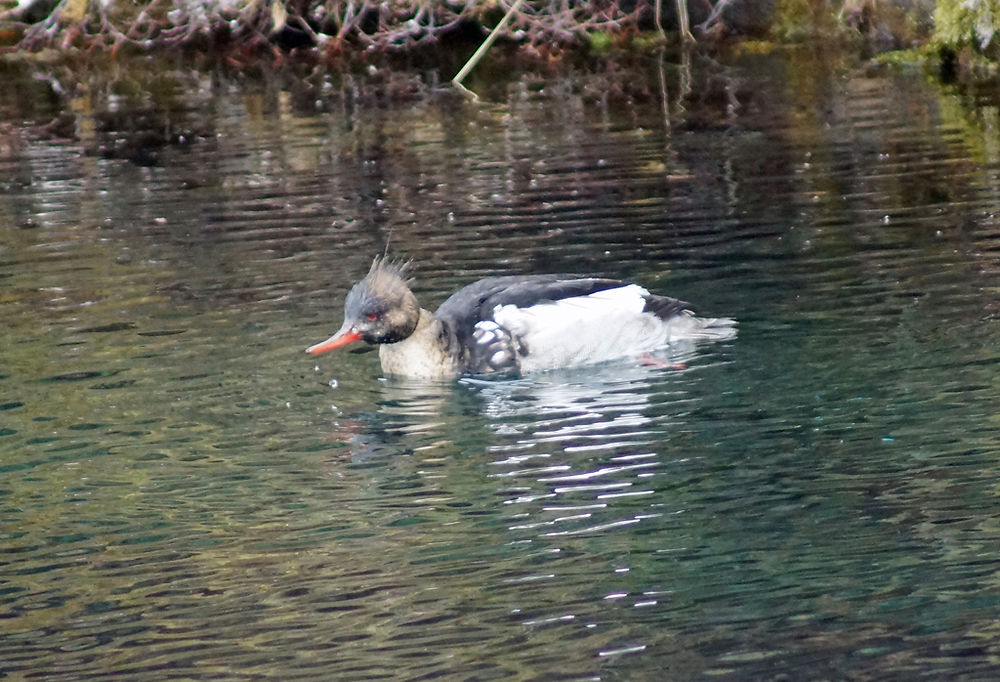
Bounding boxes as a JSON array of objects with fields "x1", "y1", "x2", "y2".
[{"x1": 306, "y1": 257, "x2": 735, "y2": 380}]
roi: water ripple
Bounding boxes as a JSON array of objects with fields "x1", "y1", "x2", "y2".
[{"x1": 3, "y1": 55, "x2": 1000, "y2": 681}]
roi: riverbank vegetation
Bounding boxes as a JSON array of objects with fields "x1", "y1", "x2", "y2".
[
  {"x1": 0, "y1": 0, "x2": 998, "y2": 85},
  {"x1": 0, "y1": 0, "x2": 930, "y2": 61},
  {"x1": 2, "y1": 0, "x2": 707, "y2": 58}
]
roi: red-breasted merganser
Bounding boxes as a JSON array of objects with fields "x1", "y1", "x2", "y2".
[{"x1": 306, "y1": 258, "x2": 735, "y2": 379}]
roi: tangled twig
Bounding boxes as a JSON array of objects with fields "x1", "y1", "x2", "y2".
[{"x1": 7, "y1": 0, "x2": 715, "y2": 55}]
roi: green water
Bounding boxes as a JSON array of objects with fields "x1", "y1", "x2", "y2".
[{"x1": 2, "y1": 51, "x2": 1000, "y2": 679}]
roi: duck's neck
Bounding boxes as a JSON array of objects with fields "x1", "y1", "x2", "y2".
[{"x1": 378, "y1": 309, "x2": 459, "y2": 379}]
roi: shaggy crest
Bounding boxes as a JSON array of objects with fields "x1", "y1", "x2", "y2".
[
  {"x1": 363, "y1": 256, "x2": 412, "y2": 290},
  {"x1": 348, "y1": 256, "x2": 412, "y2": 311}
]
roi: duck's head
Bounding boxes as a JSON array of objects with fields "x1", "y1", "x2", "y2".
[{"x1": 306, "y1": 257, "x2": 419, "y2": 354}]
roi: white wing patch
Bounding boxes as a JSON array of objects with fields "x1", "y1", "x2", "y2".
[{"x1": 490, "y1": 284, "x2": 676, "y2": 373}]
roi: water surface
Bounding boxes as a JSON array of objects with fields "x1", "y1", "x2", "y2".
[{"x1": 2, "y1": 52, "x2": 1000, "y2": 679}]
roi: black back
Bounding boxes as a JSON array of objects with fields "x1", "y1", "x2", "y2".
[{"x1": 435, "y1": 275, "x2": 623, "y2": 344}]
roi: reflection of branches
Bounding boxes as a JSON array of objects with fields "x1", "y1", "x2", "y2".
[
  {"x1": 8, "y1": 0, "x2": 733, "y2": 53},
  {"x1": 696, "y1": 0, "x2": 730, "y2": 32},
  {"x1": 657, "y1": 47, "x2": 691, "y2": 128}
]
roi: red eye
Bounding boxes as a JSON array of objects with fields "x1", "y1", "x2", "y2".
[{"x1": 367, "y1": 314, "x2": 378, "y2": 321}]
